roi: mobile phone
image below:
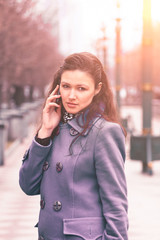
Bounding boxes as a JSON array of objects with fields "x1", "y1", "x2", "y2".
[{"x1": 56, "y1": 87, "x2": 61, "y2": 104}]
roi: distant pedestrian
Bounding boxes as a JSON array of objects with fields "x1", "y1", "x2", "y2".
[{"x1": 19, "y1": 52, "x2": 128, "y2": 240}]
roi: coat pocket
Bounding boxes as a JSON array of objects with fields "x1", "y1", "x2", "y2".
[{"x1": 63, "y1": 217, "x2": 105, "y2": 240}]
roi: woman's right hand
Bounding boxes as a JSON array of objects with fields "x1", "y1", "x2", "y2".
[{"x1": 38, "y1": 85, "x2": 61, "y2": 138}]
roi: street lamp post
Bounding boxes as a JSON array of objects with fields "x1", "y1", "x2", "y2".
[
  {"x1": 142, "y1": 0, "x2": 152, "y2": 135},
  {"x1": 130, "y1": 0, "x2": 160, "y2": 175},
  {"x1": 96, "y1": 25, "x2": 108, "y2": 72},
  {"x1": 101, "y1": 26, "x2": 107, "y2": 73},
  {"x1": 142, "y1": 0, "x2": 153, "y2": 172}
]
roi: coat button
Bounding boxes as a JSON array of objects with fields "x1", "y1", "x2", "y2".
[
  {"x1": 53, "y1": 201, "x2": 62, "y2": 211},
  {"x1": 40, "y1": 199, "x2": 45, "y2": 209},
  {"x1": 43, "y1": 161, "x2": 49, "y2": 171},
  {"x1": 70, "y1": 128, "x2": 79, "y2": 136},
  {"x1": 56, "y1": 162, "x2": 63, "y2": 172},
  {"x1": 39, "y1": 236, "x2": 45, "y2": 240}
]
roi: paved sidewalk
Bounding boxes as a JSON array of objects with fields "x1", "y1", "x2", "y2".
[
  {"x1": 0, "y1": 128, "x2": 39, "y2": 240},
  {"x1": 125, "y1": 139, "x2": 160, "y2": 240},
  {"x1": 126, "y1": 160, "x2": 160, "y2": 239},
  {"x1": 0, "y1": 129, "x2": 160, "y2": 239}
]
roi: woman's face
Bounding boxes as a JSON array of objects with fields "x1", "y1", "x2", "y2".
[{"x1": 60, "y1": 70, "x2": 101, "y2": 114}]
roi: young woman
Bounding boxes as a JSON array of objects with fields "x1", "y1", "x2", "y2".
[{"x1": 19, "y1": 52, "x2": 128, "y2": 240}]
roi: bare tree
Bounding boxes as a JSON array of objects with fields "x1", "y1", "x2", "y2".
[{"x1": 0, "y1": 0, "x2": 62, "y2": 107}]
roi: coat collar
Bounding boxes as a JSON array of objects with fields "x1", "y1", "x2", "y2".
[{"x1": 67, "y1": 114, "x2": 101, "y2": 136}]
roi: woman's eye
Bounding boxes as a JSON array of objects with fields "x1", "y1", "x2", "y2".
[
  {"x1": 78, "y1": 87, "x2": 86, "y2": 91},
  {"x1": 62, "y1": 84, "x2": 69, "y2": 89}
]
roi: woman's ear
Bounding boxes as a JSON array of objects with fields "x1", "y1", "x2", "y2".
[{"x1": 95, "y1": 82, "x2": 102, "y2": 96}]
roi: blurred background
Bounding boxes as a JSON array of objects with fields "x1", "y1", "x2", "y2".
[{"x1": 0, "y1": 0, "x2": 160, "y2": 239}]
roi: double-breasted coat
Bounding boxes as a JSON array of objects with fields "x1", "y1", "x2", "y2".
[{"x1": 19, "y1": 115, "x2": 128, "y2": 240}]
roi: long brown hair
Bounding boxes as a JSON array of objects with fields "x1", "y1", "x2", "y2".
[{"x1": 40, "y1": 52, "x2": 126, "y2": 140}]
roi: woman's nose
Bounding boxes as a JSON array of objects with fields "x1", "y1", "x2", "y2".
[{"x1": 68, "y1": 89, "x2": 76, "y2": 100}]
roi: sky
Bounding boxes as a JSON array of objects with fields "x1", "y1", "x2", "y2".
[{"x1": 35, "y1": 0, "x2": 160, "y2": 61}]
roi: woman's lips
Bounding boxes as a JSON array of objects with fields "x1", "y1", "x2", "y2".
[{"x1": 66, "y1": 102, "x2": 78, "y2": 108}]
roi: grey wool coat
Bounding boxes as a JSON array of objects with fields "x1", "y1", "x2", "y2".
[{"x1": 19, "y1": 115, "x2": 128, "y2": 240}]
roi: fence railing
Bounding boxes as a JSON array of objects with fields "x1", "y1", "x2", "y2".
[{"x1": 0, "y1": 99, "x2": 43, "y2": 166}]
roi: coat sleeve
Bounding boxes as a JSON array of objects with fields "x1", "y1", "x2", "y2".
[
  {"x1": 19, "y1": 138, "x2": 52, "y2": 195},
  {"x1": 94, "y1": 122, "x2": 128, "y2": 240}
]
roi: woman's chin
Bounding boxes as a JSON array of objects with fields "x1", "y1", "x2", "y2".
[
  {"x1": 65, "y1": 109, "x2": 79, "y2": 114},
  {"x1": 63, "y1": 105, "x2": 80, "y2": 114}
]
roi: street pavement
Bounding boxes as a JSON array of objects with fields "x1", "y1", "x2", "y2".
[
  {"x1": 0, "y1": 122, "x2": 160, "y2": 240},
  {"x1": 0, "y1": 126, "x2": 39, "y2": 240},
  {"x1": 125, "y1": 138, "x2": 160, "y2": 240}
]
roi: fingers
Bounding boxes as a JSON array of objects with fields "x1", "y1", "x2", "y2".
[
  {"x1": 47, "y1": 95, "x2": 61, "y2": 103},
  {"x1": 48, "y1": 102, "x2": 60, "y2": 108},
  {"x1": 44, "y1": 85, "x2": 61, "y2": 112},
  {"x1": 49, "y1": 85, "x2": 60, "y2": 96},
  {"x1": 44, "y1": 101, "x2": 61, "y2": 113},
  {"x1": 47, "y1": 85, "x2": 61, "y2": 104}
]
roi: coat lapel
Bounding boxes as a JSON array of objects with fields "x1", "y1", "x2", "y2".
[{"x1": 67, "y1": 115, "x2": 101, "y2": 136}]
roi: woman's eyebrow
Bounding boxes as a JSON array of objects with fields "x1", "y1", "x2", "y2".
[
  {"x1": 61, "y1": 81, "x2": 89, "y2": 87},
  {"x1": 61, "y1": 81, "x2": 70, "y2": 85},
  {"x1": 76, "y1": 84, "x2": 89, "y2": 88}
]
